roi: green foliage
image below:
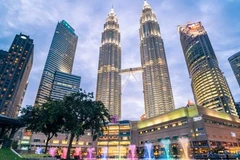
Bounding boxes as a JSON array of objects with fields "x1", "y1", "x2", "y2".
[
  {"x1": 60, "y1": 91, "x2": 111, "y2": 159},
  {"x1": 19, "y1": 99, "x2": 64, "y2": 153},
  {"x1": 61, "y1": 92, "x2": 111, "y2": 140},
  {"x1": 12, "y1": 140, "x2": 18, "y2": 149},
  {"x1": 19, "y1": 89, "x2": 111, "y2": 160},
  {"x1": 0, "y1": 148, "x2": 23, "y2": 160},
  {"x1": 212, "y1": 146, "x2": 226, "y2": 153},
  {"x1": 21, "y1": 153, "x2": 50, "y2": 158}
]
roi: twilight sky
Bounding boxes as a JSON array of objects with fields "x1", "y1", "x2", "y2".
[{"x1": 0, "y1": 0, "x2": 240, "y2": 120}]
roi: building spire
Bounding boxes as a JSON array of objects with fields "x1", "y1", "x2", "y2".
[
  {"x1": 109, "y1": 4, "x2": 114, "y2": 14},
  {"x1": 143, "y1": 0, "x2": 151, "y2": 9},
  {"x1": 110, "y1": 0, "x2": 114, "y2": 13}
]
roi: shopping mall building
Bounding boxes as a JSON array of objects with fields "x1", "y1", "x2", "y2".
[{"x1": 19, "y1": 105, "x2": 240, "y2": 157}]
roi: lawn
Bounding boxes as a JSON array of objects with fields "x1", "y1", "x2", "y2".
[{"x1": 0, "y1": 148, "x2": 24, "y2": 160}]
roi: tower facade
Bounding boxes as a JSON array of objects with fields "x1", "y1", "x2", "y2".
[
  {"x1": 96, "y1": 8, "x2": 121, "y2": 119},
  {"x1": 139, "y1": 1, "x2": 175, "y2": 118},
  {"x1": 0, "y1": 33, "x2": 34, "y2": 118},
  {"x1": 0, "y1": 50, "x2": 8, "y2": 71},
  {"x1": 35, "y1": 20, "x2": 78, "y2": 105},
  {"x1": 50, "y1": 71, "x2": 81, "y2": 100},
  {"x1": 228, "y1": 51, "x2": 240, "y2": 87},
  {"x1": 178, "y1": 22, "x2": 237, "y2": 116}
]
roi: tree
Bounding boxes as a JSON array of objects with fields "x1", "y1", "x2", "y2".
[
  {"x1": 61, "y1": 91, "x2": 111, "y2": 160},
  {"x1": 20, "y1": 99, "x2": 64, "y2": 154}
]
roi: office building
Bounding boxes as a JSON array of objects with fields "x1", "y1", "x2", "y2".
[
  {"x1": 50, "y1": 71, "x2": 81, "y2": 100},
  {"x1": 134, "y1": 105, "x2": 240, "y2": 157},
  {"x1": 97, "y1": 120, "x2": 131, "y2": 158},
  {"x1": 35, "y1": 20, "x2": 78, "y2": 105},
  {"x1": 20, "y1": 130, "x2": 93, "y2": 152},
  {"x1": 0, "y1": 50, "x2": 8, "y2": 71},
  {"x1": 139, "y1": 1, "x2": 175, "y2": 118},
  {"x1": 178, "y1": 22, "x2": 237, "y2": 116},
  {"x1": 228, "y1": 51, "x2": 240, "y2": 87},
  {"x1": 96, "y1": 8, "x2": 121, "y2": 119},
  {"x1": 0, "y1": 33, "x2": 34, "y2": 118},
  {"x1": 235, "y1": 102, "x2": 240, "y2": 118}
]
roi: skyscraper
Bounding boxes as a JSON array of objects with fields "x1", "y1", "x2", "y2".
[
  {"x1": 228, "y1": 51, "x2": 240, "y2": 87},
  {"x1": 50, "y1": 71, "x2": 81, "y2": 100},
  {"x1": 96, "y1": 8, "x2": 121, "y2": 119},
  {"x1": 0, "y1": 50, "x2": 8, "y2": 71},
  {"x1": 139, "y1": 1, "x2": 175, "y2": 118},
  {"x1": 0, "y1": 33, "x2": 34, "y2": 118},
  {"x1": 178, "y1": 22, "x2": 237, "y2": 116},
  {"x1": 35, "y1": 20, "x2": 78, "y2": 105}
]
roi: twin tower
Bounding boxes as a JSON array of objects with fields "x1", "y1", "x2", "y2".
[{"x1": 96, "y1": 1, "x2": 175, "y2": 119}]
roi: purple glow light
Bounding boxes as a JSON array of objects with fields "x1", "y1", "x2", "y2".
[
  {"x1": 87, "y1": 147, "x2": 95, "y2": 158},
  {"x1": 128, "y1": 145, "x2": 137, "y2": 159},
  {"x1": 49, "y1": 147, "x2": 56, "y2": 157}
]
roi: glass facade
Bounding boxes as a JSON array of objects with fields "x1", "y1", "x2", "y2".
[
  {"x1": 50, "y1": 71, "x2": 81, "y2": 100},
  {"x1": 235, "y1": 102, "x2": 240, "y2": 118},
  {"x1": 228, "y1": 51, "x2": 240, "y2": 87},
  {"x1": 178, "y1": 22, "x2": 237, "y2": 116},
  {"x1": 139, "y1": 1, "x2": 175, "y2": 118},
  {"x1": 97, "y1": 120, "x2": 131, "y2": 158},
  {"x1": 35, "y1": 20, "x2": 78, "y2": 105},
  {"x1": 96, "y1": 9, "x2": 121, "y2": 119},
  {"x1": 0, "y1": 33, "x2": 34, "y2": 118},
  {"x1": 0, "y1": 50, "x2": 8, "y2": 71}
]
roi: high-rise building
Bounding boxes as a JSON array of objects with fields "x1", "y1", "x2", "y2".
[
  {"x1": 178, "y1": 22, "x2": 237, "y2": 116},
  {"x1": 228, "y1": 51, "x2": 240, "y2": 87},
  {"x1": 35, "y1": 20, "x2": 78, "y2": 105},
  {"x1": 0, "y1": 33, "x2": 34, "y2": 118},
  {"x1": 235, "y1": 102, "x2": 240, "y2": 118},
  {"x1": 139, "y1": 1, "x2": 175, "y2": 118},
  {"x1": 96, "y1": 8, "x2": 121, "y2": 119},
  {"x1": 0, "y1": 50, "x2": 8, "y2": 71},
  {"x1": 50, "y1": 71, "x2": 81, "y2": 100}
]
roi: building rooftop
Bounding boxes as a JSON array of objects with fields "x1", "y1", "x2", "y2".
[{"x1": 137, "y1": 105, "x2": 240, "y2": 129}]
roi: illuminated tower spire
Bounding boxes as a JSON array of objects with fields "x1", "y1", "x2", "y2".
[
  {"x1": 96, "y1": 8, "x2": 121, "y2": 119},
  {"x1": 139, "y1": 1, "x2": 175, "y2": 118}
]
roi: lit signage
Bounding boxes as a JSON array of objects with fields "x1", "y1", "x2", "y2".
[
  {"x1": 193, "y1": 116, "x2": 202, "y2": 122},
  {"x1": 231, "y1": 132, "x2": 236, "y2": 137},
  {"x1": 22, "y1": 136, "x2": 30, "y2": 140},
  {"x1": 21, "y1": 140, "x2": 30, "y2": 144},
  {"x1": 20, "y1": 36, "x2": 27, "y2": 39}
]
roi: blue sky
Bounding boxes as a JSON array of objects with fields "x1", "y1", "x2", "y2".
[{"x1": 0, "y1": 0, "x2": 240, "y2": 120}]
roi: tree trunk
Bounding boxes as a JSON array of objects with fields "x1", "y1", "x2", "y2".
[
  {"x1": 44, "y1": 134, "x2": 51, "y2": 154},
  {"x1": 67, "y1": 132, "x2": 75, "y2": 160}
]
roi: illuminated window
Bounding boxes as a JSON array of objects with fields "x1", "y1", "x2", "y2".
[
  {"x1": 62, "y1": 140, "x2": 68, "y2": 144},
  {"x1": 122, "y1": 137, "x2": 128, "y2": 140},
  {"x1": 78, "y1": 141, "x2": 84, "y2": 145},
  {"x1": 72, "y1": 141, "x2": 76, "y2": 145},
  {"x1": 53, "y1": 140, "x2": 59, "y2": 144}
]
